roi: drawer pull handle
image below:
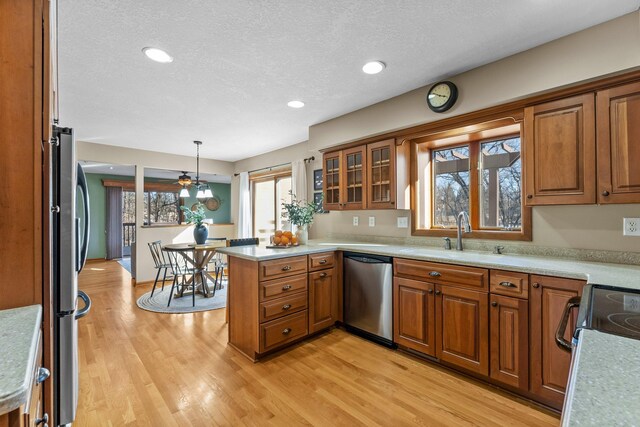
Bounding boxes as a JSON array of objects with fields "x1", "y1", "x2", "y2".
[
  {"x1": 282, "y1": 285, "x2": 292, "y2": 290},
  {"x1": 36, "y1": 367, "x2": 50, "y2": 384},
  {"x1": 427, "y1": 289, "x2": 434, "y2": 294},
  {"x1": 281, "y1": 265, "x2": 292, "y2": 271},
  {"x1": 282, "y1": 328, "x2": 292, "y2": 335},
  {"x1": 435, "y1": 290, "x2": 441, "y2": 296},
  {"x1": 498, "y1": 281, "x2": 516, "y2": 288},
  {"x1": 532, "y1": 282, "x2": 540, "y2": 289},
  {"x1": 429, "y1": 271, "x2": 441, "y2": 277},
  {"x1": 319, "y1": 272, "x2": 327, "y2": 278},
  {"x1": 35, "y1": 413, "x2": 48, "y2": 426},
  {"x1": 319, "y1": 259, "x2": 327, "y2": 264},
  {"x1": 282, "y1": 304, "x2": 292, "y2": 310},
  {"x1": 491, "y1": 301, "x2": 498, "y2": 307}
]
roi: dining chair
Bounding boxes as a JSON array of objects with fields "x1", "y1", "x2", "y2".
[
  {"x1": 205, "y1": 237, "x2": 228, "y2": 289},
  {"x1": 147, "y1": 241, "x2": 173, "y2": 297},
  {"x1": 165, "y1": 249, "x2": 205, "y2": 307},
  {"x1": 224, "y1": 237, "x2": 259, "y2": 322}
]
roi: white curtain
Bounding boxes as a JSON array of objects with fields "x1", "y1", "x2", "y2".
[
  {"x1": 291, "y1": 159, "x2": 307, "y2": 203},
  {"x1": 237, "y1": 172, "x2": 252, "y2": 238}
]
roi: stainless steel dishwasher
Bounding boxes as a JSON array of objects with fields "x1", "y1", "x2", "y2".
[{"x1": 343, "y1": 252, "x2": 394, "y2": 347}]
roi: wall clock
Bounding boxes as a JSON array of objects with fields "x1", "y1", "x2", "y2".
[{"x1": 427, "y1": 81, "x2": 458, "y2": 113}]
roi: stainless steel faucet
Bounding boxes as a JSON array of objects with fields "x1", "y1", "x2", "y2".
[{"x1": 456, "y1": 211, "x2": 472, "y2": 251}]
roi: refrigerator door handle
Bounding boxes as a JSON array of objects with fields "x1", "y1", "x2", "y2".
[
  {"x1": 76, "y1": 163, "x2": 90, "y2": 272},
  {"x1": 75, "y1": 290, "x2": 91, "y2": 320}
]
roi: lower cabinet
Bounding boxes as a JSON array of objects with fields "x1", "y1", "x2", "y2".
[
  {"x1": 529, "y1": 274, "x2": 584, "y2": 409},
  {"x1": 489, "y1": 294, "x2": 529, "y2": 390},
  {"x1": 309, "y1": 268, "x2": 338, "y2": 333},
  {"x1": 393, "y1": 277, "x2": 436, "y2": 356},
  {"x1": 436, "y1": 285, "x2": 489, "y2": 376}
]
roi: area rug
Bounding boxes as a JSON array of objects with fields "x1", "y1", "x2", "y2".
[
  {"x1": 117, "y1": 257, "x2": 132, "y2": 274},
  {"x1": 136, "y1": 280, "x2": 227, "y2": 314}
]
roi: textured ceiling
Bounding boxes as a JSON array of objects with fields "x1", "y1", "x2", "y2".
[
  {"x1": 80, "y1": 161, "x2": 230, "y2": 183},
  {"x1": 59, "y1": 0, "x2": 639, "y2": 162}
]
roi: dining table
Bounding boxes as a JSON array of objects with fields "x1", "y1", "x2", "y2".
[{"x1": 162, "y1": 240, "x2": 226, "y2": 298}]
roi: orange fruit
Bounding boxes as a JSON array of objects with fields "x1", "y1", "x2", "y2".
[
  {"x1": 273, "y1": 236, "x2": 281, "y2": 245},
  {"x1": 280, "y1": 236, "x2": 290, "y2": 245},
  {"x1": 275, "y1": 230, "x2": 283, "y2": 237},
  {"x1": 291, "y1": 236, "x2": 298, "y2": 245},
  {"x1": 283, "y1": 231, "x2": 293, "y2": 238}
]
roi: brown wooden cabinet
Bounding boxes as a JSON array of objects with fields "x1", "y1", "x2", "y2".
[
  {"x1": 529, "y1": 274, "x2": 584, "y2": 410},
  {"x1": 393, "y1": 277, "x2": 436, "y2": 356},
  {"x1": 436, "y1": 285, "x2": 489, "y2": 376},
  {"x1": 323, "y1": 151, "x2": 341, "y2": 210},
  {"x1": 309, "y1": 268, "x2": 338, "y2": 333},
  {"x1": 322, "y1": 146, "x2": 367, "y2": 210},
  {"x1": 489, "y1": 294, "x2": 528, "y2": 390},
  {"x1": 524, "y1": 94, "x2": 596, "y2": 205},
  {"x1": 366, "y1": 139, "x2": 396, "y2": 209},
  {"x1": 596, "y1": 81, "x2": 640, "y2": 204}
]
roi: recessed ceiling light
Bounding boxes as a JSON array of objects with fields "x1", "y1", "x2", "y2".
[
  {"x1": 142, "y1": 47, "x2": 173, "y2": 63},
  {"x1": 362, "y1": 61, "x2": 386, "y2": 74},
  {"x1": 287, "y1": 100, "x2": 305, "y2": 108}
]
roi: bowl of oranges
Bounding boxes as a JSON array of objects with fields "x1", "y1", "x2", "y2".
[{"x1": 268, "y1": 230, "x2": 299, "y2": 248}]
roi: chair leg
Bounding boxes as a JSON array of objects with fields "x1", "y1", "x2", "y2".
[
  {"x1": 205, "y1": 271, "x2": 215, "y2": 298},
  {"x1": 151, "y1": 267, "x2": 161, "y2": 297},
  {"x1": 161, "y1": 267, "x2": 168, "y2": 292},
  {"x1": 167, "y1": 276, "x2": 178, "y2": 307}
]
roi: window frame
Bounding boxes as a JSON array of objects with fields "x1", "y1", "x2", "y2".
[
  {"x1": 250, "y1": 169, "x2": 292, "y2": 244},
  {"x1": 143, "y1": 190, "x2": 183, "y2": 226},
  {"x1": 411, "y1": 116, "x2": 532, "y2": 241}
]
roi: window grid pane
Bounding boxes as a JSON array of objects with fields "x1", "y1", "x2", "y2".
[{"x1": 432, "y1": 146, "x2": 470, "y2": 228}]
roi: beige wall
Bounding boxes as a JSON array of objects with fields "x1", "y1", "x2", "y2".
[{"x1": 77, "y1": 141, "x2": 236, "y2": 282}]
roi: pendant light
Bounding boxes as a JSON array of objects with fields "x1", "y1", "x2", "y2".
[
  {"x1": 203, "y1": 185, "x2": 213, "y2": 198},
  {"x1": 179, "y1": 186, "x2": 190, "y2": 198},
  {"x1": 193, "y1": 140, "x2": 207, "y2": 200}
]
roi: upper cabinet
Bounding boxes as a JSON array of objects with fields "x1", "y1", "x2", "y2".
[
  {"x1": 596, "y1": 81, "x2": 640, "y2": 204},
  {"x1": 322, "y1": 139, "x2": 409, "y2": 210},
  {"x1": 523, "y1": 94, "x2": 596, "y2": 205}
]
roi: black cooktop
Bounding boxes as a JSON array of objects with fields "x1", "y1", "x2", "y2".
[{"x1": 577, "y1": 284, "x2": 640, "y2": 340}]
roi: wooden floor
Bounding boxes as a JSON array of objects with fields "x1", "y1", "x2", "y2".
[{"x1": 76, "y1": 260, "x2": 559, "y2": 427}]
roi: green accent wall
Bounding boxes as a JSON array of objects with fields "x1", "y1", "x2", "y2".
[{"x1": 85, "y1": 173, "x2": 231, "y2": 259}]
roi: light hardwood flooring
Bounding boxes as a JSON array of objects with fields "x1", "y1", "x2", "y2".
[{"x1": 76, "y1": 260, "x2": 559, "y2": 426}]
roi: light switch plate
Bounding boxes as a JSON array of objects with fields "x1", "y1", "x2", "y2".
[
  {"x1": 397, "y1": 217, "x2": 408, "y2": 228},
  {"x1": 368, "y1": 216, "x2": 375, "y2": 227},
  {"x1": 353, "y1": 216, "x2": 359, "y2": 226},
  {"x1": 623, "y1": 218, "x2": 640, "y2": 236}
]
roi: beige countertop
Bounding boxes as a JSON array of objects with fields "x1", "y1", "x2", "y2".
[
  {"x1": 218, "y1": 239, "x2": 640, "y2": 425},
  {"x1": 0, "y1": 305, "x2": 42, "y2": 414}
]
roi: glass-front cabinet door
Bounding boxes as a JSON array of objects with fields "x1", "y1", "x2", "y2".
[
  {"x1": 323, "y1": 152, "x2": 341, "y2": 210},
  {"x1": 342, "y1": 146, "x2": 366, "y2": 209},
  {"x1": 367, "y1": 139, "x2": 396, "y2": 209}
]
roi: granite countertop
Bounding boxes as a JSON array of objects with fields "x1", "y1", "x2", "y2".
[
  {"x1": 219, "y1": 239, "x2": 640, "y2": 424},
  {"x1": 0, "y1": 305, "x2": 42, "y2": 414},
  {"x1": 562, "y1": 330, "x2": 640, "y2": 426},
  {"x1": 217, "y1": 239, "x2": 640, "y2": 290}
]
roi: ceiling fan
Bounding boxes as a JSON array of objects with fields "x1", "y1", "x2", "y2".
[{"x1": 177, "y1": 141, "x2": 213, "y2": 199}]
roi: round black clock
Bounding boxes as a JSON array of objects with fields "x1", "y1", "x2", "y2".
[{"x1": 427, "y1": 81, "x2": 458, "y2": 113}]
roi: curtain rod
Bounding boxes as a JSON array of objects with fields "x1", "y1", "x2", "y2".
[{"x1": 233, "y1": 156, "x2": 315, "y2": 177}]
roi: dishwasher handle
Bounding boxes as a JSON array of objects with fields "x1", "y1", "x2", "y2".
[{"x1": 343, "y1": 252, "x2": 392, "y2": 264}]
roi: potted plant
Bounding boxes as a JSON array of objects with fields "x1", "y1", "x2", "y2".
[
  {"x1": 281, "y1": 193, "x2": 322, "y2": 245},
  {"x1": 180, "y1": 203, "x2": 208, "y2": 244}
]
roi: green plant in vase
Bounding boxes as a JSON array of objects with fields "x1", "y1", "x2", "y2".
[
  {"x1": 282, "y1": 193, "x2": 322, "y2": 245},
  {"x1": 180, "y1": 203, "x2": 208, "y2": 244}
]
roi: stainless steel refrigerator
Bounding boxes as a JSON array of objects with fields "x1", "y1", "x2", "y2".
[{"x1": 51, "y1": 126, "x2": 92, "y2": 427}]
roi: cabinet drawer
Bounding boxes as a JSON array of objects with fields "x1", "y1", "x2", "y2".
[
  {"x1": 394, "y1": 258, "x2": 488, "y2": 290},
  {"x1": 259, "y1": 291, "x2": 308, "y2": 323},
  {"x1": 259, "y1": 256, "x2": 307, "y2": 281},
  {"x1": 259, "y1": 273, "x2": 308, "y2": 301},
  {"x1": 308, "y1": 252, "x2": 336, "y2": 271},
  {"x1": 260, "y1": 310, "x2": 308, "y2": 353},
  {"x1": 490, "y1": 270, "x2": 529, "y2": 299}
]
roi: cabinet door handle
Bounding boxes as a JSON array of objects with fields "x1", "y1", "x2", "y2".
[
  {"x1": 527, "y1": 194, "x2": 533, "y2": 199},
  {"x1": 435, "y1": 290, "x2": 441, "y2": 296},
  {"x1": 282, "y1": 304, "x2": 292, "y2": 310},
  {"x1": 281, "y1": 265, "x2": 292, "y2": 271},
  {"x1": 427, "y1": 289, "x2": 434, "y2": 294},
  {"x1": 35, "y1": 413, "x2": 48, "y2": 426},
  {"x1": 36, "y1": 367, "x2": 50, "y2": 384},
  {"x1": 491, "y1": 301, "x2": 498, "y2": 307},
  {"x1": 282, "y1": 284, "x2": 292, "y2": 290},
  {"x1": 282, "y1": 328, "x2": 292, "y2": 335},
  {"x1": 498, "y1": 281, "x2": 516, "y2": 288},
  {"x1": 319, "y1": 259, "x2": 327, "y2": 264},
  {"x1": 319, "y1": 272, "x2": 327, "y2": 278},
  {"x1": 532, "y1": 282, "x2": 540, "y2": 289},
  {"x1": 429, "y1": 271, "x2": 441, "y2": 277}
]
